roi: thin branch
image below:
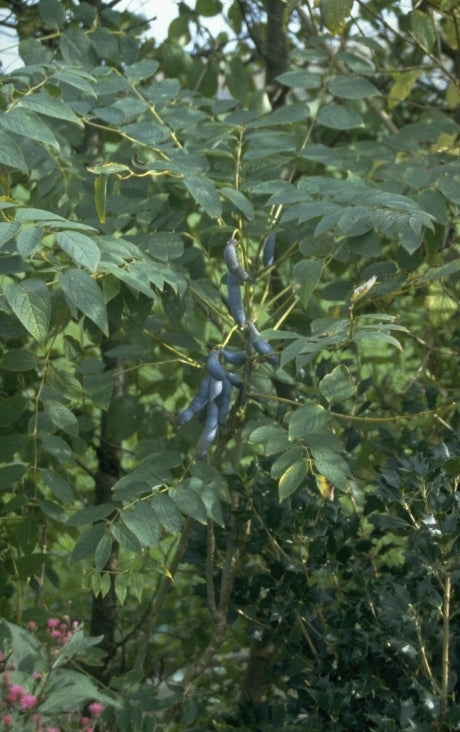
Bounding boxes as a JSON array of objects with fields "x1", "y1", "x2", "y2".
[
  {"x1": 134, "y1": 517, "x2": 193, "y2": 672},
  {"x1": 441, "y1": 573, "x2": 451, "y2": 715}
]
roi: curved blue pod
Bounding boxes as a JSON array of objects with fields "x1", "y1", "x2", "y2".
[
  {"x1": 221, "y1": 348, "x2": 247, "y2": 365},
  {"x1": 247, "y1": 322, "x2": 280, "y2": 365},
  {"x1": 216, "y1": 375, "x2": 233, "y2": 425},
  {"x1": 226, "y1": 371, "x2": 242, "y2": 387},
  {"x1": 262, "y1": 233, "x2": 276, "y2": 267},
  {"x1": 224, "y1": 239, "x2": 251, "y2": 282},
  {"x1": 176, "y1": 375, "x2": 211, "y2": 426},
  {"x1": 196, "y1": 400, "x2": 219, "y2": 460},
  {"x1": 208, "y1": 376, "x2": 223, "y2": 402},
  {"x1": 207, "y1": 349, "x2": 227, "y2": 381},
  {"x1": 227, "y1": 272, "x2": 246, "y2": 326}
]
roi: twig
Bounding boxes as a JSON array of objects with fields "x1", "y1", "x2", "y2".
[
  {"x1": 135, "y1": 517, "x2": 193, "y2": 672},
  {"x1": 441, "y1": 573, "x2": 451, "y2": 715}
]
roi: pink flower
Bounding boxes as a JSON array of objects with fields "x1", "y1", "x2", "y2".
[
  {"x1": 7, "y1": 684, "x2": 24, "y2": 702},
  {"x1": 19, "y1": 693, "x2": 38, "y2": 710},
  {"x1": 88, "y1": 701, "x2": 104, "y2": 717},
  {"x1": 27, "y1": 621, "x2": 37, "y2": 633},
  {"x1": 47, "y1": 618, "x2": 60, "y2": 629},
  {"x1": 46, "y1": 727, "x2": 61, "y2": 732},
  {"x1": 2, "y1": 715, "x2": 13, "y2": 727},
  {"x1": 32, "y1": 671, "x2": 42, "y2": 680}
]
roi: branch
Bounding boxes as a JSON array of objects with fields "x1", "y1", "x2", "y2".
[{"x1": 134, "y1": 517, "x2": 193, "y2": 672}]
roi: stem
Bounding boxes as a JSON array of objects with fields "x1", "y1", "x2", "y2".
[
  {"x1": 441, "y1": 573, "x2": 451, "y2": 715},
  {"x1": 134, "y1": 517, "x2": 193, "y2": 672}
]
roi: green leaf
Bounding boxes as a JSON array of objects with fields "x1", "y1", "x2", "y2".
[
  {"x1": 0, "y1": 621, "x2": 47, "y2": 673},
  {"x1": 71, "y1": 523, "x2": 106, "y2": 562},
  {"x1": 220, "y1": 187, "x2": 254, "y2": 220},
  {"x1": 56, "y1": 231, "x2": 101, "y2": 272},
  {"x1": 249, "y1": 103, "x2": 310, "y2": 128},
  {"x1": 43, "y1": 400, "x2": 79, "y2": 437},
  {"x1": 0, "y1": 348, "x2": 37, "y2": 371},
  {"x1": 4, "y1": 279, "x2": 50, "y2": 341},
  {"x1": 38, "y1": 669, "x2": 116, "y2": 712},
  {"x1": 94, "y1": 533, "x2": 113, "y2": 571},
  {"x1": 122, "y1": 122, "x2": 169, "y2": 145},
  {"x1": 328, "y1": 75, "x2": 380, "y2": 99},
  {"x1": 183, "y1": 174, "x2": 222, "y2": 218},
  {"x1": 125, "y1": 59, "x2": 159, "y2": 82},
  {"x1": 148, "y1": 233, "x2": 184, "y2": 262},
  {"x1": 67, "y1": 503, "x2": 114, "y2": 527},
  {"x1": 319, "y1": 365, "x2": 357, "y2": 403},
  {"x1": 249, "y1": 424, "x2": 291, "y2": 455},
  {"x1": 41, "y1": 468, "x2": 74, "y2": 504},
  {"x1": 169, "y1": 483, "x2": 207, "y2": 524},
  {"x1": 19, "y1": 92, "x2": 83, "y2": 127},
  {"x1": 52, "y1": 627, "x2": 104, "y2": 667},
  {"x1": 111, "y1": 522, "x2": 142, "y2": 553},
  {"x1": 270, "y1": 446, "x2": 303, "y2": 480},
  {"x1": 311, "y1": 448, "x2": 350, "y2": 490},
  {"x1": 16, "y1": 227, "x2": 43, "y2": 258},
  {"x1": 120, "y1": 502, "x2": 161, "y2": 547},
  {"x1": 292, "y1": 259, "x2": 324, "y2": 307},
  {"x1": 0, "y1": 108, "x2": 59, "y2": 150},
  {"x1": 278, "y1": 460, "x2": 307, "y2": 502},
  {"x1": 320, "y1": 0, "x2": 353, "y2": 33},
  {"x1": 275, "y1": 70, "x2": 321, "y2": 89},
  {"x1": 411, "y1": 10, "x2": 436, "y2": 51},
  {"x1": 318, "y1": 103, "x2": 364, "y2": 129},
  {"x1": 196, "y1": 0, "x2": 222, "y2": 16},
  {"x1": 60, "y1": 268, "x2": 108, "y2": 335},
  {"x1": 298, "y1": 144, "x2": 342, "y2": 167},
  {"x1": 53, "y1": 68, "x2": 97, "y2": 97},
  {"x1": 0, "y1": 130, "x2": 28, "y2": 172},
  {"x1": 0, "y1": 463, "x2": 27, "y2": 488},
  {"x1": 115, "y1": 573, "x2": 129, "y2": 605},
  {"x1": 82, "y1": 372, "x2": 113, "y2": 410},
  {"x1": 151, "y1": 493, "x2": 182, "y2": 534},
  {"x1": 38, "y1": 0, "x2": 66, "y2": 28},
  {"x1": 60, "y1": 28, "x2": 98, "y2": 68},
  {"x1": 94, "y1": 174, "x2": 107, "y2": 224},
  {"x1": 288, "y1": 402, "x2": 330, "y2": 441},
  {"x1": 438, "y1": 173, "x2": 460, "y2": 205}
]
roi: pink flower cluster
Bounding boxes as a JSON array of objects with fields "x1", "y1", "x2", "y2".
[
  {"x1": 46, "y1": 618, "x2": 79, "y2": 646},
  {"x1": 0, "y1": 620, "x2": 105, "y2": 732},
  {"x1": 2, "y1": 675, "x2": 37, "y2": 711}
]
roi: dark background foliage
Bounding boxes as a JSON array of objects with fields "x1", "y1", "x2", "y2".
[{"x1": 0, "y1": 0, "x2": 459, "y2": 729}]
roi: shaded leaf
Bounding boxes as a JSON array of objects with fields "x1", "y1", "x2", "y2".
[
  {"x1": 317, "y1": 103, "x2": 364, "y2": 129},
  {"x1": 61, "y1": 268, "x2": 108, "y2": 335},
  {"x1": 56, "y1": 231, "x2": 100, "y2": 272},
  {"x1": 4, "y1": 279, "x2": 50, "y2": 342},
  {"x1": 279, "y1": 460, "x2": 307, "y2": 502},
  {"x1": 183, "y1": 174, "x2": 222, "y2": 218}
]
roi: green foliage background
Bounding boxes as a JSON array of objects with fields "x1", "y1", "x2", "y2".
[{"x1": 0, "y1": 0, "x2": 459, "y2": 729}]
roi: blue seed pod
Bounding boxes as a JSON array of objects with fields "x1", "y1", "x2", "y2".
[
  {"x1": 221, "y1": 348, "x2": 247, "y2": 365},
  {"x1": 196, "y1": 400, "x2": 219, "y2": 460},
  {"x1": 176, "y1": 408, "x2": 194, "y2": 427},
  {"x1": 227, "y1": 272, "x2": 246, "y2": 326},
  {"x1": 216, "y1": 375, "x2": 233, "y2": 425},
  {"x1": 176, "y1": 375, "x2": 211, "y2": 426},
  {"x1": 226, "y1": 371, "x2": 242, "y2": 387},
  {"x1": 262, "y1": 233, "x2": 276, "y2": 267},
  {"x1": 207, "y1": 349, "x2": 227, "y2": 381},
  {"x1": 208, "y1": 376, "x2": 223, "y2": 402},
  {"x1": 247, "y1": 322, "x2": 279, "y2": 365},
  {"x1": 224, "y1": 239, "x2": 251, "y2": 282}
]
